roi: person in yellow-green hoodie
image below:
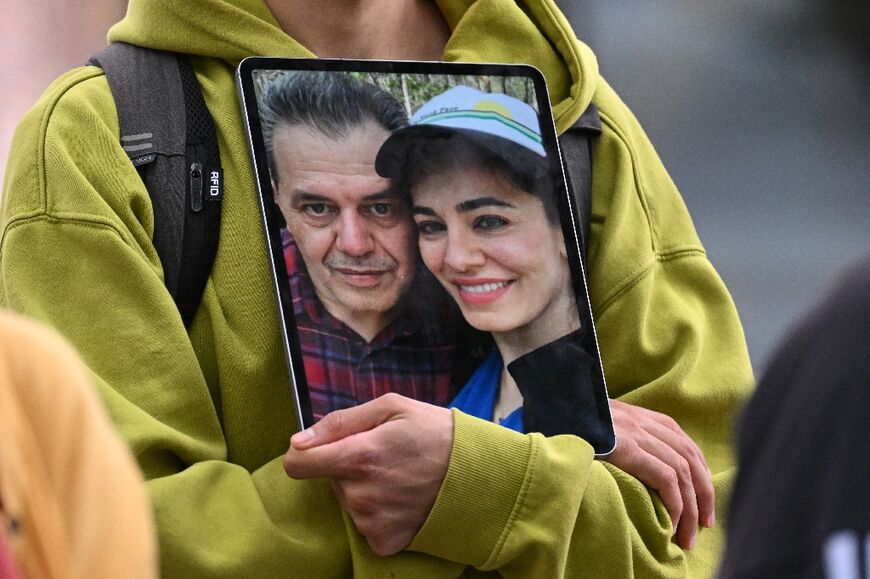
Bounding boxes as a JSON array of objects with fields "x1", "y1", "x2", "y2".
[{"x1": 0, "y1": 1, "x2": 753, "y2": 577}]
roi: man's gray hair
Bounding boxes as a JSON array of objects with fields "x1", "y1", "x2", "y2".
[{"x1": 257, "y1": 71, "x2": 408, "y2": 184}]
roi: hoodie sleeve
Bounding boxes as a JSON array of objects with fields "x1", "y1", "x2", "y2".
[{"x1": 405, "y1": 77, "x2": 753, "y2": 578}]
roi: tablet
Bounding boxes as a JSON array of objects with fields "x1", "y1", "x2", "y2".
[{"x1": 237, "y1": 57, "x2": 615, "y2": 455}]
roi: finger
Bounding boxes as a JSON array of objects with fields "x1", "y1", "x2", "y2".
[
  {"x1": 331, "y1": 479, "x2": 409, "y2": 556},
  {"x1": 291, "y1": 393, "x2": 404, "y2": 450},
  {"x1": 642, "y1": 410, "x2": 712, "y2": 472},
  {"x1": 335, "y1": 479, "x2": 412, "y2": 556},
  {"x1": 284, "y1": 433, "x2": 374, "y2": 479},
  {"x1": 617, "y1": 446, "x2": 684, "y2": 535},
  {"x1": 640, "y1": 418, "x2": 716, "y2": 528},
  {"x1": 639, "y1": 414, "x2": 711, "y2": 476},
  {"x1": 638, "y1": 436, "x2": 699, "y2": 550},
  {"x1": 330, "y1": 479, "x2": 349, "y2": 512}
]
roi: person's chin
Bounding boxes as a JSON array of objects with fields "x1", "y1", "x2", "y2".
[
  {"x1": 466, "y1": 317, "x2": 510, "y2": 334},
  {"x1": 337, "y1": 293, "x2": 398, "y2": 319}
]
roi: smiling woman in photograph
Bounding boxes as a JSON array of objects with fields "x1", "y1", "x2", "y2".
[{"x1": 377, "y1": 85, "x2": 611, "y2": 445}]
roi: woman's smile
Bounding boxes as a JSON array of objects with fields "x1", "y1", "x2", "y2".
[{"x1": 453, "y1": 278, "x2": 515, "y2": 305}]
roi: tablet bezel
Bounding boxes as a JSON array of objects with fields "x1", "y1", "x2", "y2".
[{"x1": 237, "y1": 56, "x2": 615, "y2": 456}]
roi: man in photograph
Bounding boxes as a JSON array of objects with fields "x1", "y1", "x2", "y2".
[{"x1": 258, "y1": 72, "x2": 462, "y2": 418}]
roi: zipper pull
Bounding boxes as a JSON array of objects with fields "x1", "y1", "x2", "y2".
[{"x1": 190, "y1": 162, "x2": 203, "y2": 213}]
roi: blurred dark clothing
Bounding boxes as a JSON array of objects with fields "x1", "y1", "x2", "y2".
[
  {"x1": 720, "y1": 256, "x2": 870, "y2": 578},
  {"x1": 509, "y1": 329, "x2": 615, "y2": 454}
]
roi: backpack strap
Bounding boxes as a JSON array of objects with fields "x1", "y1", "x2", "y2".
[
  {"x1": 89, "y1": 43, "x2": 223, "y2": 328},
  {"x1": 175, "y1": 55, "x2": 224, "y2": 328},
  {"x1": 559, "y1": 103, "x2": 602, "y2": 264}
]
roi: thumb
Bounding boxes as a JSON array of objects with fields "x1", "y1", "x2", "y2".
[{"x1": 290, "y1": 393, "x2": 404, "y2": 450}]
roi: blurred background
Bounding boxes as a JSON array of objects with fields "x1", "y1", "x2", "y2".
[
  {"x1": 2, "y1": 0, "x2": 867, "y2": 373},
  {"x1": 560, "y1": 0, "x2": 869, "y2": 373}
]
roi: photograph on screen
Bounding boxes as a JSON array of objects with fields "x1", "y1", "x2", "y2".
[{"x1": 238, "y1": 60, "x2": 614, "y2": 454}]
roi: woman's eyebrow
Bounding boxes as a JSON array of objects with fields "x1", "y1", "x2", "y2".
[
  {"x1": 456, "y1": 197, "x2": 515, "y2": 213},
  {"x1": 412, "y1": 206, "x2": 438, "y2": 216}
]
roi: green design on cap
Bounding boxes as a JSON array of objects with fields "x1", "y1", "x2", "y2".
[{"x1": 419, "y1": 111, "x2": 542, "y2": 144}]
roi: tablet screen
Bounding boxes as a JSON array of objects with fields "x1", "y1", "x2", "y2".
[{"x1": 237, "y1": 58, "x2": 615, "y2": 455}]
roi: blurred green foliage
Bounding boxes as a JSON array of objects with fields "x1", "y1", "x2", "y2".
[{"x1": 252, "y1": 69, "x2": 539, "y2": 117}]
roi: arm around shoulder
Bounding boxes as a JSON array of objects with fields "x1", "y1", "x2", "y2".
[{"x1": 404, "y1": 81, "x2": 752, "y2": 577}]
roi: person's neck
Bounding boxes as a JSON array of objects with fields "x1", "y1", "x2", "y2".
[
  {"x1": 265, "y1": 0, "x2": 451, "y2": 60},
  {"x1": 493, "y1": 369, "x2": 523, "y2": 424},
  {"x1": 490, "y1": 309, "x2": 581, "y2": 425},
  {"x1": 326, "y1": 306, "x2": 397, "y2": 344},
  {"x1": 492, "y1": 305, "x2": 582, "y2": 366}
]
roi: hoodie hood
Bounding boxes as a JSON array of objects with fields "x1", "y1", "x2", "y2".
[{"x1": 108, "y1": 0, "x2": 597, "y2": 132}]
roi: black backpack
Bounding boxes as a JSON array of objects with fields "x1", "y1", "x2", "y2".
[
  {"x1": 89, "y1": 43, "x2": 599, "y2": 328},
  {"x1": 89, "y1": 43, "x2": 224, "y2": 328}
]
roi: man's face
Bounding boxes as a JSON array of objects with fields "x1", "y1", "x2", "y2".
[{"x1": 272, "y1": 120, "x2": 416, "y2": 338}]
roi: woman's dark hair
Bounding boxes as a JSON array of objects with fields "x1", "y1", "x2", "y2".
[{"x1": 397, "y1": 133, "x2": 559, "y2": 226}]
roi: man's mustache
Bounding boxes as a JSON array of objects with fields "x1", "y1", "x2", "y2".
[{"x1": 325, "y1": 254, "x2": 398, "y2": 271}]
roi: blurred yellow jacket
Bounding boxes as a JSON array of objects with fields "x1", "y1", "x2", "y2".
[{"x1": 0, "y1": 311, "x2": 158, "y2": 579}]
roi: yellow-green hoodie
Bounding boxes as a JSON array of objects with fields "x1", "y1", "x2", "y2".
[{"x1": 0, "y1": 0, "x2": 752, "y2": 576}]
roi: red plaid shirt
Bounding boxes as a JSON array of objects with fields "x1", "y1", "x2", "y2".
[{"x1": 282, "y1": 230, "x2": 461, "y2": 420}]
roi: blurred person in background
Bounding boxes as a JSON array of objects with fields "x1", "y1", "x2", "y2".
[
  {"x1": 0, "y1": 310, "x2": 157, "y2": 579},
  {"x1": 720, "y1": 256, "x2": 870, "y2": 578}
]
